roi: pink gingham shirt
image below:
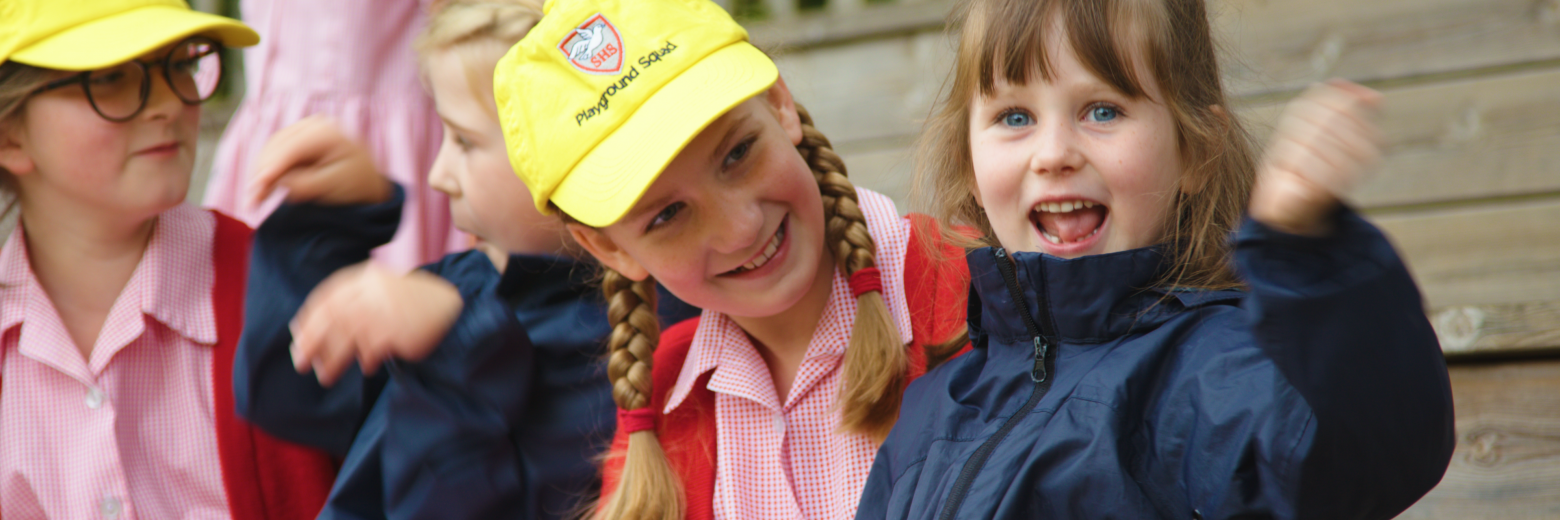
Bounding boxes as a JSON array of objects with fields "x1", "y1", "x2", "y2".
[
  {"x1": 664, "y1": 188, "x2": 915, "y2": 520},
  {"x1": 0, "y1": 204, "x2": 231, "y2": 520}
]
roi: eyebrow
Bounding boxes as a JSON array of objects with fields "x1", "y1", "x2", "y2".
[
  {"x1": 437, "y1": 113, "x2": 481, "y2": 137},
  {"x1": 623, "y1": 191, "x2": 673, "y2": 229},
  {"x1": 708, "y1": 112, "x2": 756, "y2": 165}
]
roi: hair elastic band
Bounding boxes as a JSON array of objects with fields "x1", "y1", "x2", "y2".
[
  {"x1": 618, "y1": 407, "x2": 658, "y2": 434},
  {"x1": 849, "y1": 267, "x2": 883, "y2": 298}
]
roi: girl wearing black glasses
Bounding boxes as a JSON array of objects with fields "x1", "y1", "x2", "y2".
[{"x1": 0, "y1": 2, "x2": 336, "y2": 519}]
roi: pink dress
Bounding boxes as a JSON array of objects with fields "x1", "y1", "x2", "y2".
[{"x1": 203, "y1": 0, "x2": 462, "y2": 271}]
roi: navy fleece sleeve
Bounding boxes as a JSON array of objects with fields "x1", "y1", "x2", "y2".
[
  {"x1": 1236, "y1": 207, "x2": 1456, "y2": 520},
  {"x1": 233, "y1": 186, "x2": 404, "y2": 457},
  {"x1": 380, "y1": 253, "x2": 535, "y2": 519}
]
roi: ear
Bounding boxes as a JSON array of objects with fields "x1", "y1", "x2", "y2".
[
  {"x1": 764, "y1": 76, "x2": 804, "y2": 146},
  {"x1": 566, "y1": 223, "x2": 651, "y2": 282},
  {"x1": 0, "y1": 123, "x2": 36, "y2": 177}
]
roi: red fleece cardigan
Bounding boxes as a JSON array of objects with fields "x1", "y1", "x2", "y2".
[
  {"x1": 0, "y1": 212, "x2": 334, "y2": 520},
  {"x1": 599, "y1": 214, "x2": 972, "y2": 520},
  {"x1": 210, "y1": 212, "x2": 337, "y2": 520}
]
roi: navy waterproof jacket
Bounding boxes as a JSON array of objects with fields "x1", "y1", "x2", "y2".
[
  {"x1": 234, "y1": 186, "x2": 698, "y2": 520},
  {"x1": 855, "y1": 210, "x2": 1455, "y2": 520}
]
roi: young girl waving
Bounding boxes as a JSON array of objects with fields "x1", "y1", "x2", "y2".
[
  {"x1": 233, "y1": 0, "x2": 694, "y2": 518},
  {"x1": 491, "y1": 0, "x2": 970, "y2": 518},
  {"x1": 0, "y1": 1, "x2": 333, "y2": 518},
  {"x1": 855, "y1": 0, "x2": 1455, "y2": 519}
]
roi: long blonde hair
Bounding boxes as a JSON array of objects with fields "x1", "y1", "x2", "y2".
[
  {"x1": 916, "y1": 0, "x2": 1257, "y2": 290},
  {"x1": 592, "y1": 103, "x2": 907, "y2": 520}
]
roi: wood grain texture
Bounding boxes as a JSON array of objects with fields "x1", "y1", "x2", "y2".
[
  {"x1": 753, "y1": 0, "x2": 1560, "y2": 95},
  {"x1": 1236, "y1": 66, "x2": 1560, "y2": 210},
  {"x1": 1434, "y1": 301, "x2": 1560, "y2": 357},
  {"x1": 1372, "y1": 199, "x2": 1560, "y2": 309},
  {"x1": 1397, "y1": 360, "x2": 1560, "y2": 520},
  {"x1": 1213, "y1": 0, "x2": 1560, "y2": 96}
]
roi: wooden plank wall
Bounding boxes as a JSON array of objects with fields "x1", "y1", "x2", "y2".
[{"x1": 746, "y1": 0, "x2": 1560, "y2": 516}]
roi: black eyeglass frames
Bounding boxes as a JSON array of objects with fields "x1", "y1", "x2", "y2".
[{"x1": 33, "y1": 36, "x2": 225, "y2": 123}]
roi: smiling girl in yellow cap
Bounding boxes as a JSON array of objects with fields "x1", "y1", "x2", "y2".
[
  {"x1": 487, "y1": 0, "x2": 971, "y2": 518},
  {"x1": 0, "y1": 2, "x2": 336, "y2": 518}
]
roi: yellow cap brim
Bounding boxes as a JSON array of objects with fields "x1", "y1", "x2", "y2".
[
  {"x1": 10, "y1": 5, "x2": 258, "y2": 71},
  {"x1": 552, "y1": 42, "x2": 779, "y2": 228}
]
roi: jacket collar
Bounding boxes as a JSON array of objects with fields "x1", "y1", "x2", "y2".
[
  {"x1": 497, "y1": 253, "x2": 595, "y2": 302},
  {"x1": 966, "y1": 245, "x2": 1240, "y2": 346}
]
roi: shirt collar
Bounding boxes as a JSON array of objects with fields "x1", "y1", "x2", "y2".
[
  {"x1": 0, "y1": 226, "x2": 32, "y2": 340},
  {"x1": 141, "y1": 205, "x2": 218, "y2": 345},
  {"x1": 0, "y1": 205, "x2": 218, "y2": 348},
  {"x1": 662, "y1": 187, "x2": 914, "y2": 414}
]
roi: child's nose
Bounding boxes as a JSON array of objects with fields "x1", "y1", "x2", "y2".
[
  {"x1": 708, "y1": 199, "x2": 764, "y2": 255},
  {"x1": 427, "y1": 157, "x2": 460, "y2": 197},
  {"x1": 139, "y1": 70, "x2": 185, "y2": 121},
  {"x1": 1028, "y1": 119, "x2": 1084, "y2": 176}
]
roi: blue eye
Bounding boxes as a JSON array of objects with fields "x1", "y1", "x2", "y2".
[
  {"x1": 1001, "y1": 110, "x2": 1034, "y2": 127},
  {"x1": 1086, "y1": 105, "x2": 1120, "y2": 122}
]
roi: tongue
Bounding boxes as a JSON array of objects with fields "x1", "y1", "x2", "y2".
[{"x1": 1037, "y1": 206, "x2": 1106, "y2": 242}]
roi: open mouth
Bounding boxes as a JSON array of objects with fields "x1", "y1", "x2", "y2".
[
  {"x1": 727, "y1": 218, "x2": 787, "y2": 275},
  {"x1": 1030, "y1": 199, "x2": 1108, "y2": 245}
]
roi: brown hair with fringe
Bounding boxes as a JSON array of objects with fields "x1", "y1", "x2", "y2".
[
  {"x1": 914, "y1": 0, "x2": 1257, "y2": 291},
  {"x1": 590, "y1": 103, "x2": 910, "y2": 520},
  {"x1": 0, "y1": 62, "x2": 55, "y2": 223}
]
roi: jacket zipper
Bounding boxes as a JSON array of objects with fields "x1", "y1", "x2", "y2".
[{"x1": 936, "y1": 248, "x2": 1057, "y2": 520}]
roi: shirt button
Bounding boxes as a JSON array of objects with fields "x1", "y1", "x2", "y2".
[
  {"x1": 84, "y1": 388, "x2": 104, "y2": 410},
  {"x1": 773, "y1": 414, "x2": 785, "y2": 433},
  {"x1": 100, "y1": 496, "x2": 122, "y2": 518}
]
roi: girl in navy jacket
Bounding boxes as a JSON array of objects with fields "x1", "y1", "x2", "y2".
[{"x1": 855, "y1": 0, "x2": 1455, "y2": 519}]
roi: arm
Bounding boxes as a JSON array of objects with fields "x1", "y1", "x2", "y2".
[
  {"x1": 1237, "y1": 210, "x2": 1454, "y2": 520},
  {"x1": 1239, "y1": 80, "x2": 1453, "y2": 518},
  {"x1": 378, "y1": 255, "x2": 537, "y2": 519},
  {"x1": 234, "y1": 187, "x2": 403, "y2": 456},
  {"x1": 234, "y1": 116, "x2": 402, "y2": 456}
]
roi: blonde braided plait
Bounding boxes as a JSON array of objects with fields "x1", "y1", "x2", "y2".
[
  {"x1": 604, "y1": 270, "x2": 660, "y2": 411},
  {"x1": 795, "y1": 104, "x2": 909, "y2": 442},
  {"x1": 596, "y1": 269, "x2": 682, "y2": 520}
]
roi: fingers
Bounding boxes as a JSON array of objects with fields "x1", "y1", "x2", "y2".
[
  {"x1": 1251, "y1": 79, "x2": 1384, "y2": 235},
  {"x1": 290, "y1": 302, "x2": 358, "y2": 387},
  {"x1": 291, "y1": 263, "x2": 369, "y2": 386},
  {"x1": 247, "y1": 116, "x2": 364, "y2": 208},
  {"x1": 1269, "y1": 81, "x2": 1382, "y2": 194}
]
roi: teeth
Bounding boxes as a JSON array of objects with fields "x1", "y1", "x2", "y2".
[
  {"x1": 732, "y1": 222, "x2": 786, "y2": 274},
  {"x1": 1035, "y1": 200, "x2": 1098, "y2": 214}
]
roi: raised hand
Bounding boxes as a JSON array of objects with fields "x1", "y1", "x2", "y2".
[
  {"x1": 1250, "y1": 79, "x2": 1383, "y2": 236},
  {"x1": 246, "y1": 115, "x2": 394, "y2": 209},
  {"x1": 288, "y1": 262, "x2": 463, "y2": 386}
]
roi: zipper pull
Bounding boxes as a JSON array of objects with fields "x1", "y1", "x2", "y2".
[{"x1": 1031, "y1": 336, "x2": 1049, "y2": 383}]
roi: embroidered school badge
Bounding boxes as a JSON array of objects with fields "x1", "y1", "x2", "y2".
[{"x1": 558, "y1": 14, "x2": 624, "y2": 75}]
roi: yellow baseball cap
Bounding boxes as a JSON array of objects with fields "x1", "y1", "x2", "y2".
[
  {"x1": 1, "y1": 0, "x2": 259, "y2": 71},
  {"x1": 494, "y1": 0, "x2": 779, "y2": 227}
]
